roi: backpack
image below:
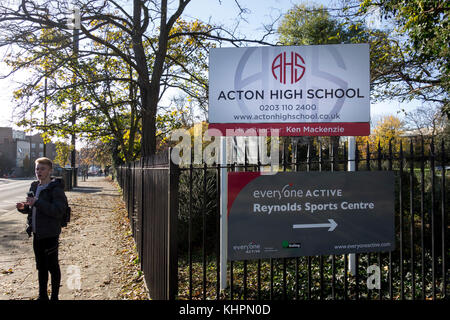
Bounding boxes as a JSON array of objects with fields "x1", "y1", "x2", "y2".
[
  {"x1": 52, "y1": 178, "x2": 71, "y2": 228},
  {"x1": 61, "y1": 195, "x2": 71, "y2": 228}
]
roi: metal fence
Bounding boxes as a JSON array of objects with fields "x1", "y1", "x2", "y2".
[
  {"x1": 118, "y1": 137, "x2": 448, "y2": 300},
  {"x1": 117, "y1": 150, "x2": 179, "y2": 300}
]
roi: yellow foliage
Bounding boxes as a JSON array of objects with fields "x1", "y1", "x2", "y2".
[{"x1": 357, "y1": 115, "x2": 405, "y2": 157}]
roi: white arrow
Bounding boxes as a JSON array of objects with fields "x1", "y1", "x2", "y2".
[{"x1": 292, "y1": 219, "x2": 338, "y2": 232}]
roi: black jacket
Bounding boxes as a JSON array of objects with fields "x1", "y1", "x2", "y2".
[{"x1": 18, "y1": 178, "x2": 68, "y2": 239}]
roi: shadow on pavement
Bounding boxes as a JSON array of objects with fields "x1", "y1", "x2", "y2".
[
  {"x1": 71, "y1": 186, "x2": 103, "y2": 194},
  {"x1": 0, "y1": 220, "x2": 27, "y2": 251},
  {"x1": 69, "y1": 203, "x2": 111, "y2": 210}
]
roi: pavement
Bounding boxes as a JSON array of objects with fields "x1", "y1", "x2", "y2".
[{"x1": 0, "y1": 177, "x2": 149, "y2": 300}]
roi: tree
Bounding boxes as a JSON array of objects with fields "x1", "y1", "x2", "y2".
[
  {"x1": 437, "y1": 119, "x2": 450, "y2": 152},
  {"x1": 22, "y1": 155, "x2": 33, "y2": 177},
  {"x1": 361, "y1": 0, "x2": 449, "y2": 69},
  {"x1": 79, "y1": 140, "x2": 112, "y2": 169},
  {"x1": 0, "y1": 1, "x2": 273, "y2": 159},
  {"x1": 345, "y1": 0, "x2": 449, "y2": 118},
  {"x1": 357, "y1": 115, "x2": 405, "y2": 157},
  {"x1": 373, "y1": 115, "x2": 405, "y2": 145},
  {"x1": 277, "y1": 3, "x2": 395, "y2": 154},
  {"x1": 1, "y1": 1, "x2": 203, "y2": 159},
  {"x1": 404, "y1": 104, "x2": 446, "y2": 139},
  {"x1": 278, "y1": 4, "x2": 356, "y2": 45},
  {"x1": 168, "y1": 94, "x2": 199, "y2": 126},
  {"x1": 278, "y1": 3, "x2": 399, "y2": 92},
  {"x1": 53, "y1": 141, "x2": 72, "y2": 168}
]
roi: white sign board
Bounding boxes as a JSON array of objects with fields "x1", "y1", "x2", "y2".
[{"x1": 208, "y1": 44, "x2": 370, "y2": 136}]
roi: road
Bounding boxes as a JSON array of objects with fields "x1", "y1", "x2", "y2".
[
  {"x1": 0, "y1": 178, "x2": 35, "y2": 295},
  {"x1": 0, "y1": 178, "x2": 36, "y2": 299},
  {"x1": 0, "y1": 179, "x2": 34, "y2": 217}
]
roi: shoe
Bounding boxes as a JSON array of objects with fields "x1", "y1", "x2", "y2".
[{"x1": 37, "y1": 295, "x2": 49, "y2": 301}]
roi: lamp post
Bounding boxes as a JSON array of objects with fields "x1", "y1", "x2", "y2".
[
  {"x1": 43, "y1": 76, "x2": 47, "y2": 157},
  {"x1": 69, "y1": 6, "x2": 80, "y2": 187},
  {"x1": 36, "y1": 7, "x2": 49, "y2": 158}
]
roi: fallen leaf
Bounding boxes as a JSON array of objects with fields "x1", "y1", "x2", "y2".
[{"x1": 1, "y1": 268, "x2": 13, "y2": 274}]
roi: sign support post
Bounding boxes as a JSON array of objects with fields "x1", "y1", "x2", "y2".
[
  {"x1": 220, "y1": 136, "x2": 228, "y2": 291},
  {"x1": 348, "y1": 136, "x2": 357, "y2": 276}
]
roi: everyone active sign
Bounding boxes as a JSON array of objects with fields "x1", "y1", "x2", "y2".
[
  {"x1": 227, "y1": 171, "x2": 395, "y2": 260},
  {"x1": 208, "y1": 44, "x2": 370, "y2": 136}
]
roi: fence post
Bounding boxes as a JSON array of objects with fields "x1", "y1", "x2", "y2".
[
  {"x1": 168, "y1": 148, "x2": 179, "y2": 300},
  {"x1": 140, "y1": 158, "x2": 144, "y2": 272}
]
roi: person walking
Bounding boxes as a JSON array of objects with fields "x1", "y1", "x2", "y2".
[{"x1": 16, "y1": 157, "x2": 68, "y2": 300}]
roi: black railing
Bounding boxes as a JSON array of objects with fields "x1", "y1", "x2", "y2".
[
  {"x1": 117, "y1": 150, "x2": 179, "y2": 300},
  {"x1": 118, "y1": 137, "x2": 448, "y2": 300}
]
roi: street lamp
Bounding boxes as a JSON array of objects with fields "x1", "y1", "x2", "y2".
[
  {"x1": 68, "y1": 6, "x2": 80, "y2": 187},
  {"x1": 43, "y1": 74, "x2": 47, "y2": 157},
  {"x1": 35, "y1": 7, "x2": 49, "y2": 158}
]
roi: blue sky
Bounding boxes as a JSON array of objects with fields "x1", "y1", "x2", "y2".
[{"x1": 0, "y1": 0, "x2": 415, "y2": 129}]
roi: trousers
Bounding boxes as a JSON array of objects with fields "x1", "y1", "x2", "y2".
[{"x1": 32, "y1": 235, "x2": 61, "y2": 300}]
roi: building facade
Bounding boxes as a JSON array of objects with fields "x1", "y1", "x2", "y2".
[{"x1": 0, "y1": 127, "x2": 57, "y2": 177}]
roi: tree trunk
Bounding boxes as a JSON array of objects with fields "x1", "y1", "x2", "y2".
[
  {"x1": 141, "y1": 93, "x2": 157, "y2": 158},
  {"x1": 133, "y1": 0, "x2": 157, "y2": 157},
  {"x1": 133, "y1": 0, "x2": 187, "y2": 157}
]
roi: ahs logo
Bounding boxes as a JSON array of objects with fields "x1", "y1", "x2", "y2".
[{"x1": 271, "y1": 52, "x2": 306, "y2": 84}]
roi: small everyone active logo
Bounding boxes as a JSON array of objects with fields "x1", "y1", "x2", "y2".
[
  {"x1": 232, "y1": 242, "x2": 261, "y2": 254},
  {"x1": 271, "y1": 51, "x2": 306, "y2": 85}
]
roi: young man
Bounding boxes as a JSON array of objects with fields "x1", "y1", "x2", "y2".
[{"x1": 16, "y1": 157, "x2": 68, "y2": 300}]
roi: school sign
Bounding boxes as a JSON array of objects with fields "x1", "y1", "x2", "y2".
[{"x1": 208, "y1": 44, "x2": 370, "y2": 136}]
